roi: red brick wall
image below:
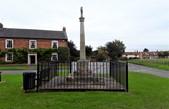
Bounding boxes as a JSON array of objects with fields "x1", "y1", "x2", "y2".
[
  {"x1": 0, "y1": 38, "x2": 67, "y2": 49},
  {"x1": 58, "y1": 40, "x2": 68, "y2": 47},
  {"x1": 0, "y1": 38, "x2": 5, "y2": 50},
  {"x1": 0, "y1": 38, "x2": 5, "y2": 62},
  {"x1": 0, "y1": 57, "x2": 5, "y2": 62},
  {"x1": 37, "y1": 39, "x2": 51, "y2": 48},
  {"x1": 14, "y1": 39, "x2": 29, "y2": 48},
  {"x1": 37, "y1": 39, "x2": 67, "y2": 48}
]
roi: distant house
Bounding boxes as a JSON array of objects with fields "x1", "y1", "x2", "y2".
[
  {"x1": 122, "y1": 52, "x2": 140, "y2": 59},
  {"x1": 139, "y1": 51, "x2": 158, "y2": 59},
  {"x1": 0, "y1": 23, "x2": 68, "y2": 64},
  {"x1": 122, "y1": 51, "x2": 159, "y2": 59}
]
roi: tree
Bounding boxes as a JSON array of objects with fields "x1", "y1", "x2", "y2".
[
  {"x1": 68, "y1": 40, "x2": 79, "y2": 61},
  {"x1": 106, "y1": 40, "x2": 125, "y2": 60},
  {"x1": 143, "y1": 48, "x2": 149, "y2": 52},
  {"x1": 95, "y1": 46, "x2": 108, "y2": 61},
  {"x1": 158, "y1": 51, "x2": 169, "y2": 58},
  {"x1": 85, "y1": 45, "x2": 93, "y2": 58}
]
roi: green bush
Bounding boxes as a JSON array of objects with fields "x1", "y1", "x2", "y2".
[
  {"x1": 0, "y1": 47, "x2": 69, "y2": 64},
  {"x1": 0, "y1": 50, "x2": 6, "y2": 57},
  {"x1": 58, "y1": 47, "x2": 69, "y2": 62},
  {"x1": 33, "y1": 48, "x2": 58, "y2": 61},
  {"x1": 12, "y1": 48, "x2": 28, "y2": 63}
]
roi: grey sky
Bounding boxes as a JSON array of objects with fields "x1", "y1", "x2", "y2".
[{"x1": 0, "y1": 0, "x2": 169, "y2": 51}]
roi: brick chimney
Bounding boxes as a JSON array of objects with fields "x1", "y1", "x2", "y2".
[
  {"x1": 62, "y1": 27, "x2": 66, "y2": 32},
  {"x1": 0, "y1": 22, "x2": 3, "y2": 29}
]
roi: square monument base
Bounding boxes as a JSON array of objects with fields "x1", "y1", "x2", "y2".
[
  {"x1": 67, "y1": 60, "x2": 104, "y2": 85},
  {"x1": 75, "y1": 60, "x2": 90, "y2": 76}
]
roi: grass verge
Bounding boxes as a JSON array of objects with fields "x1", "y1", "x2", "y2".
[
  {"x1": 0, "y1": 72, "x2": 169, "y2": 109},
  {"x1": 129, "y1": 59, "x2": 169, "y2": 71}
]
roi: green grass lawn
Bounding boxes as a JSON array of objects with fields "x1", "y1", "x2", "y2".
[
  {"x1": 129, "y1": 59, "x2": 169, "y2": 71},
  {"x1": 0, "y1": 72, "x2": 169, "y2": 109},
  {"x1": 0, "y1": 64, "x2": 36, "y2": 70}
]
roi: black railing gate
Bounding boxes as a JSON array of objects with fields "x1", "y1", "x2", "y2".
[{"x1": 36, "y1": 61, "x2": 128, "y2": 92}]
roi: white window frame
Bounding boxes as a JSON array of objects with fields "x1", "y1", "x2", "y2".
[
  {"x1": 29, "y1": 40, "x2": 37, "y2": 49},
  {"x1": 51, "y1": 53, "x2": 58, "y2": 61},
  {"x1": 5, "y1": 39, "x2": 13, "y2": 49},
  {"x1": 5, "y1": 52, "x2": 13, "y2": 62},
  {"x1": 51, "y1": 40, "x2": 58, "y2": 49}
]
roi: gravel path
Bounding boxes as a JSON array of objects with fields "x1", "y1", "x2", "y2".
[{"x1": 129, "y1": 63, "x2": 169, "y2": 78}]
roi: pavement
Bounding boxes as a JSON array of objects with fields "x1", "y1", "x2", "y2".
[
  {"x1": 0, "y1": 70, "x2": 37, "y2": 74},
  {"x1": 129, "y1": 63, "x2": 169, "y2": 78}
]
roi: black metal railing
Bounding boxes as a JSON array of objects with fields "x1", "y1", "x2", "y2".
[
  {"x1": 0, "y1": 72, "x2": 1, "y2": 82},
  {"x1": 36, "y1": 61, "x2": 128, "y2": 91},
  {"x1": 37, "y1": 61, "x2": 57, "y2": 86}
]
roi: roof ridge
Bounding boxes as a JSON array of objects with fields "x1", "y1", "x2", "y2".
[{"x1": 3, "y1": 28, "x2": 63, "y2": 32}]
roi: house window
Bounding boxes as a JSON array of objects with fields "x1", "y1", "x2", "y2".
[
  {"x1": 51, "y1": 40, "x2": 58, "y2": 49},
  {"x1": 5, "y1": 52, "x2": 13, "y2": 62},
  {"x1": 51, "y1": 53, "x2": 58, "y2": 61},
  {"x1": 5, "y1": 39, "x2": 13, "y2": 49},
  {"x1": 29, "y1": 40, "x2": 37, "y2": 49}
]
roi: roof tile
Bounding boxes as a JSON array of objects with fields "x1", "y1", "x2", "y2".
[{"x1": 0, "y1": 28, "x2": 67, "y2": 40}]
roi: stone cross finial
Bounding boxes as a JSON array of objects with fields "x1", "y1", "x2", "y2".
[{"x1": 80, "y1": 7, "x2": 83, "y2": 17}]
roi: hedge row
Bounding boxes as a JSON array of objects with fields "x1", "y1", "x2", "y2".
[{"x1": 0, "y1": 47, "x2": 69, "y2": 64}]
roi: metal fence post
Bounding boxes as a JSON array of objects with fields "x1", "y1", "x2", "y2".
[
  {"x1": 126, "y1": 61, "x2": 128, "y2": 92},
  {"x1": 109, "y1": 61, "x2": 112, "y2": 77},
  {"x1": 70, "y1": 61, "x2": 72, "y2": 74},
  {"x1": 0, "y1": 72, "x2": 1, "y2": 82},
  {"x1": 36, "y1": 62, "x2": 39, "y2": 92},
  {"x1": 47, "y1": 61, "x2": 50, "y2": 80}
]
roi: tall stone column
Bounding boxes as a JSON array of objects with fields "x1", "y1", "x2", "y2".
[
  {"x1": 79, "y1": 7, "x2": 86, "y2": 60},
  {"x1": 68, "y1": 7, "x2": 101, "y2": 84},
  {"x1": 76, "y1": 7, "x2": 90, "y2": 77}
]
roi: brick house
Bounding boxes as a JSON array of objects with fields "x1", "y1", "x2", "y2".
[
  {"x1": 122, "y1": 51, "x2": 159, "y2": 59},
  {"x1": 139, "y1": 51, "x2": 158, "y2": 59},
  {"x1": 0, "y1": 23, "x2": 68, "y2": 64},
  {"x1": 122, "y1": 52, "x2": 140, "y2": 59}
]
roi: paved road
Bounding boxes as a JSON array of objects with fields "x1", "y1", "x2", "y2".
[
  {"x1": 129, "y1": 64, "x2": 169, "y2": 78},
  {"x1": 1, "y1": 64, "x2": 169, "y2": 78}
]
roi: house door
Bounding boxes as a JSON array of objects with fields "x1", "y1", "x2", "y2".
[
  {"x1": 28, "y1": 54, "x2": 37, "y2": 65},
  {"x1": 30, "y1": 55, "x2": 35, "y2": 64}
]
